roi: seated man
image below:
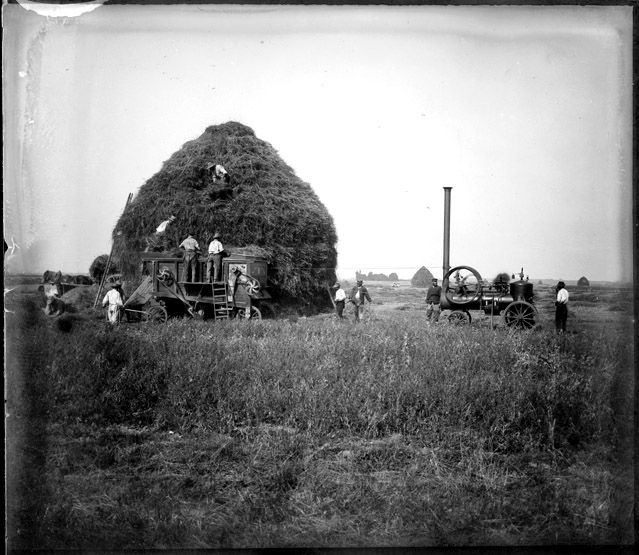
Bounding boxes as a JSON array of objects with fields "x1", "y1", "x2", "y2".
[{"x1": 206, "y1": 162, "x2": 230, "y2": 183}]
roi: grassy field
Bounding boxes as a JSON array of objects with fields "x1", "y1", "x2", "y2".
[{"x1": 5, "y1": 280, "x2": 635, "y2": 549}]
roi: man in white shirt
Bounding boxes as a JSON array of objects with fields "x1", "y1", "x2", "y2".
[
  {"x1": 333, "y1": 282, "x2": 346, "y2": 318},
  {"x1": 206, "y1": 231, "x2": 225, "y2": 282},
  {"x1": 145, "y1": 215, "x2": 176, "y2": 252},
  {"x1": 555, "y1": 281, "x2": 569, "y2": 333},
  {"x1": 102, "y1": 281, "x2": 125, "y2": 324}
]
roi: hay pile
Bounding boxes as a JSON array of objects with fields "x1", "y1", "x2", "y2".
[
  {"x1": 411, "y1": 266, "x2": 435, "y2": 288},
  {"x1": 89, "y1": 254, "x2": 119, "y2": 282},
  {"x1": 113, "y1": 122, "x2": 337, "y2": 307},
  {"x1": 61, "y1": 284, "x2": 100, "y2": 310}
]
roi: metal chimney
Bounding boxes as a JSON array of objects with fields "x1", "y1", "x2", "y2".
[{"x1": 443, "y1": 187, "x2": 452, "y2": 278}]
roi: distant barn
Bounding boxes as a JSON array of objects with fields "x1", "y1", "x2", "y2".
[{"x1": 577, "y1": 276, "x2": 590, "y2": 288}]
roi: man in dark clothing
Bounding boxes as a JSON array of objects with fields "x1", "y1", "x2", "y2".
[
  {"x1": 425, "y1": 277, "x2": 442, "y2": 324},
  {"x1": 179, "y1": 233, "x2": 200, "y2": 282},
  {"x1": 349, "y1": 280, "x2": 372, "y2": 322}
]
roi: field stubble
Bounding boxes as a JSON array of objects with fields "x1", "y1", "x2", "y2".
[{"x1": 4, "y1": 282, "x2": 635, "y2": 549}]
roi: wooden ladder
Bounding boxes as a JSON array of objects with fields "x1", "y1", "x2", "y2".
[{"x1": 212, "y1": 281, "x2": 231, "y2": 319}]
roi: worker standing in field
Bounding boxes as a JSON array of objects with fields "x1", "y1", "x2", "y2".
[
  {"x1": 333, "y1": 282, "x2": 346, "y2": 319},
  {"x1": 206, "y1": 231, "x2": 225, "y2": 282},
  {"x1": 349, "y1": 280, "x2": 372, "y2": 322},
  {"x1": 145, "y1": 215, "x2": 176, "y2": 252},
  {"x1": 555, "y1": 281, "x2": 569, "y2": 333},
  {"x1": 179, "y1": 232, "x2": 200, "y2": 282},
  {"x1": 425, "y1": 277, "x2": 442, "y2": 324},
  {"x1": 102, "y1": 281, "x2": 125, "y2": 324}
]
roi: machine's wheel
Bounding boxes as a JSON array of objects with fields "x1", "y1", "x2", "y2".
[
  {"x1": 142, "y1": 304, "x2": 168, "y2": 324},
  {"x1": 448, "y1": 310, "x2": 471, "y2": 325},
  {"x1": 235, "y1": 306, "x2": 262, "y2": 320},
  {"x1": 443, "y1": 266, "x2": 483, "y2": 306},
  {"x1": 503, "y1": 301, "x2": 536, "y2": 329}
]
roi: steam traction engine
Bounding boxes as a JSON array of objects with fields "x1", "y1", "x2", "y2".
[
  {"x1": 441, "y1": 266, "x2": 537, "y2": 328},
  {"x1": 438, "y1": 187, "x2": 537, "y2": 328}
]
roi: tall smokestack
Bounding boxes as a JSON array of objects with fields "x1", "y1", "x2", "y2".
[{"x1": 443, "y1": 187, "x2": 452, "y2": 278}]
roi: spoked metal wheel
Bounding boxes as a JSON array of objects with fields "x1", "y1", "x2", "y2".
[
  {"x1": 448, "y1": 310, "x2": 471, "y2": 325},
  {"x1": 443, "y1": 266, "x2": 483, "y2": 306},
  {"x1": 235, "y1": 306, "x2": 262, "y2": 320},
  {"x1": 503, "y1": 301, "x2": 536, "y2": 329},
  {"x1": 142, "y1": 304, "x2": 168, "y2": 324}
]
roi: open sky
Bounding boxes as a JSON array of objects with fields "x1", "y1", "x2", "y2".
[{"x1": 3, "y1": 3, "x2": 633, "y2": 282}]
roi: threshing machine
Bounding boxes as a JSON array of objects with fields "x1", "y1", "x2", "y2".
[{"x1": 123, "y1": 252, "x2": 271, "y2": 323}]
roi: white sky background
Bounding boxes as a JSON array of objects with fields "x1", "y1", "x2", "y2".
[{"x1": 3, "y1": 4, "x2": 633, "y2": 282}]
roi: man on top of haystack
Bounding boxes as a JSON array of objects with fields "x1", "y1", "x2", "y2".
[
  {"x1": 206, "y1": 162, "x2": 230, "y2": 183},
  {"x1": 145, "y1": 215, "x2": 176, "y2": 252}
]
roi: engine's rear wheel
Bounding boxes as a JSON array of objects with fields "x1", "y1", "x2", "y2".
[{"x1": 503, "y1": 301, "x2": 536, "y2": 329}]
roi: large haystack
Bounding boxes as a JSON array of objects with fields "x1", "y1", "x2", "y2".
[{"x1": 113, "y1": 122, "x2": 337, "y2": 308}]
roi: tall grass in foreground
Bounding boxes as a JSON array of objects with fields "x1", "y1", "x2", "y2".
[
  {"x1": 6, "y1": 300, "x2": 634, "y2": 549},
  {"x1": 47, "y1": 315, "x2": 618, "y2": 452}
]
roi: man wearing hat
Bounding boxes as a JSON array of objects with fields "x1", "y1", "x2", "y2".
[
  {"x1": 145, "y1": 215, "x2": 176, "y2": 252},
  {"x1": 102, "y1": 281, "x2": 125, "y2": 324},
  {"x1": 179, "y1": 232, "x2": 200, "y2": 282},
  {"x1": 332, "y1": 282, "x2": 346, "y2": 319},
  {"x1": 206, "y1": 162, "x2": 230, "y2": 183},
  {"x1": 349, "y1": 280, "x2": 372, "y2": 322},
  {"x1": 206, "y1": 231, "x2": 225, "y2": 282},
  {"x1": 425, "y1": 277, "x2": 442, "y2": 324}
]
